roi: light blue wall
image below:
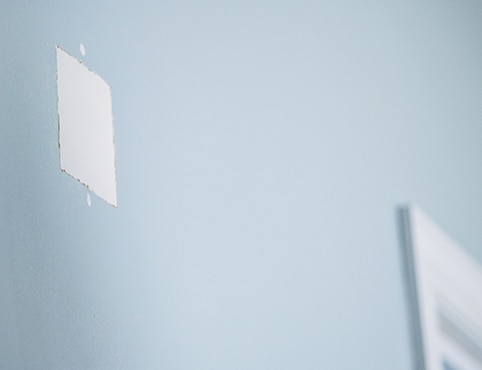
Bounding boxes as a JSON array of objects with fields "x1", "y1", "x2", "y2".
[{"x1": 2, "y1": 1, "x2": 482, "y2": 369}]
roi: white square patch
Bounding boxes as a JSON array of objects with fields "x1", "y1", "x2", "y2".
[{"x1": 56, "y1": 46, "x2": 117, "y2": 207}]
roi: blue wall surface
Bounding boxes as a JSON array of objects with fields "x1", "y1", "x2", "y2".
[{"x1": 2, "y1": 1, "x2": 482, "y2": 369}]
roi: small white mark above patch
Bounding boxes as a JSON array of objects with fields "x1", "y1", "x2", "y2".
[
  {"x1": 87, "y1": 192, "x2": 92, "y2": 207},
  {"x1": 80, "y1": 43, "x2": 86, "y2": 57}
]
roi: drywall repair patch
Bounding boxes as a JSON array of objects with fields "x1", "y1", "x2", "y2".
[{"x1": 56, "y1": 45, "x2": 117, "y2": 207}]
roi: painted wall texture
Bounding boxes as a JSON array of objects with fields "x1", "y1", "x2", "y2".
[{"x1": 2, "y1": 1, "x2": 482, "y2": 369}]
